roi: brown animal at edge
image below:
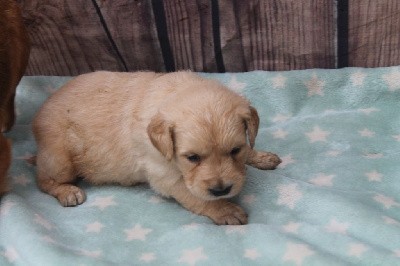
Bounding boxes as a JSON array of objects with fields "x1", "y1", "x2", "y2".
[{"x1": 0, "y1": 0, "x2": 31, "y2": 196}]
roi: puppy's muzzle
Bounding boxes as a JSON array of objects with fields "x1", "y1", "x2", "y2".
[{"x1": 208, "y1": 184, "x2": 233, "y2": 197}]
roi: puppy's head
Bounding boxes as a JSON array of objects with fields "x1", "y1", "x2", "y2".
[{"x1": 147, "y1": 81, "x2": 260, "y2": 201}]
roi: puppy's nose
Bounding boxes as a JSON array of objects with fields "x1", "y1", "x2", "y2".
[{"x1": 208, "y1": 184, "x2": 233, "y2": 197}]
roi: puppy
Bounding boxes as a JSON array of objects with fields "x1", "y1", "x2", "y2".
[
  {"x1": 0, "y1": 0, "x2": 30, "y2": 196},
  {"x1": 33, "y1": 71, "x2": 281, "y2": 225}
]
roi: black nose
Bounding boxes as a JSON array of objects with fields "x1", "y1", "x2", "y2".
[{"x1": 209, "y1": 185, "x2": 233, "y2": 197}]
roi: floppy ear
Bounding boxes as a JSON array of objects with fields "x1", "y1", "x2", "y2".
[
  {"x1": 147, "y1": 113, "x2": 174, "y2": 160},
  {"x1": 245, "y1": 106, "x2": 260, "y2": 148}
]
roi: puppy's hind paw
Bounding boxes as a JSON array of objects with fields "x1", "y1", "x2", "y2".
[
  {"x1": 55, "y1": 185, "x2": 86, "y2": 207},
  {"x1": 246, "y1": 150, "x2": 282, "y2": 170}
]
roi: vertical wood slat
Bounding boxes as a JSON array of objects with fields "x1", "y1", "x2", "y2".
[
  {"x1": 95, "y1": 0, "x2": 165, "y2": 72},
  {"x1": 162, "y1": 0, "x2": 218, "y2": 72},
  {"x1": 18, "y1": 0, "x2": 126, "y2": 76},
  {"x1": 348, "y1": 0, "x2": 400, "y2": 67},
  {"x1": 220, "y1": 0, "x2": 336, "y2": 72}
]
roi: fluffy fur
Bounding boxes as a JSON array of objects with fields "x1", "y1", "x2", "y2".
[
  {"x1": 0, "y1": 0, "x2": 30, "y2": 196},
  {"x1": 33, "y1": 71, "x2": 281, "y2": 225}
]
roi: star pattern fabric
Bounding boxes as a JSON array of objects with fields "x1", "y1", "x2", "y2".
[{"x1": 1, "y1": 68, "x2": 400, "y2": 265}]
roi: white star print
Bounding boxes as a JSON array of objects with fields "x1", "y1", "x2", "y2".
[
  {"x1": 140, "y1": 252, "x2": 156, "y2": 262},
  {"x1": 359, "y1": 128, "x2": 375, "y2": 137},
  {"x1": 350, "y1": 71, "x2": 366, "y2": 86},
  {"x1": 277, "y1": 183, "x2": 303, "y2": 209},
  {"x1": 348, "y1": 243, "x2": 368, "y2": 257},
  {"x1": 393, "y1": 134, "x2": 400, "y2": 142},
  {"x1": 178, "y1": 247, "x2": 208, "y2": 266},
  {"x1": 309, "y1": 173, "x2": 335, "y2": 187},
  {"x1": 244, "y1": 248, "x2": 261, "y2": 260},
  {"x1": 225, "y1": 225, "x2": 246, "y2": 235},
  {"x1": 394, "y1": 249, "x2": 400, "y2": 258},
  {"x1": 282, "y1": 222, "x2": 301, "y2": 234},
  {"x1": 382, "y1": 68, "x2": 400, "y2": 91},
  {"x1": 79, "y1": 249, "x2": 102, "y2": 258},
  {"x1": 383, "y1": 216, "x2": 400, "y2": 226},
  {"x1": 183, "y1": 222, "x2": 200, "y2": 230},
  {"x1": 325, "y1": 150, "x2": 342, "y2": 157},
  {"x1": 363, "y1": 153, "x2": 384, "y2": 159},
  {"x1": 305, "y1": 74, "x2": 325, "y2": 96},
  {"x1": 41, "y1": 235, "x2": 57, "y2": 244},
  {"x1": 44, "y1": 85, "x2": 58, "y2": 94},
  {"x1": 273, "y1": 128, "x2": 288, "y2": 139},
  {"x1": 148, "y1": 195, "x2": 164, "y2": 204},
  {"x1": 88, "y1": 196, "x2": 117, "y2": 210},
  {"x1": 278, "y1": 154, "x2": 296, "y2": 169},
  {"x1": 0, "y1": 201, "x2": 16, "y2": 216},
  {"x1": 358, "y1": 107, "x2": 379, "y2": 114},
  {"x1": 125, "y1": 224, "x2": 152, "y2": 241},
  {"x1": 283, "y1": 242, "x2": 314, "y2": 266},
  {"x1": 305, "y1": 126, "x2": 330, "y2": 143},
  {"x1": 325, "y1": 218, "x2": 349, "y2": 235},
  {"x1": 228, "y1": 75, "x2": 246, "y2": 94},
  {"x1": 272, "y1": 113, "x2": 291, "y2": 123},
  {"x1": 86, "y1": 221, "x2": 104, "y2": 233},
  {"x1": 13, "y1": 174, "x2": 31, "y2": 186},
  {"x1": 34, "y1": 214, "x2": 54, "y2": 230},
  {"x1": 374, "y1": 194, "x2": 400, "y2": 209},
  {"x1": 2, "y1": 246, "x2": 19, "y2": 262},
  {"x1": 242, "y1": 194, "x2": 257, "y2": 204},
  {"x1": 272, "y1": 74, "x2": 287, "y2": 89},
  {"x1": 365, "y1": 170, "x2": 383, "y2": 182}
]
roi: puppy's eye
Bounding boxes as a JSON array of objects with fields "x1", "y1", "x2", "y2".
[
  {"x1": 187, "y1": 154, "x2": 201, "y2": 163},
  {"x1": 230, "y1": 147, "x2": 241, "y2": 156}
]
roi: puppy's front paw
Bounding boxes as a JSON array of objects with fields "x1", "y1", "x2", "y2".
[
  {"x1": 206, "y1": 201, "x2": 248, "y2": 225},
  {"x1": 247, "y1": 150, "x2": 282, "y2": 170},
  {"x1": 55, "y1": 185, "x2": 86, "y2": 207}
]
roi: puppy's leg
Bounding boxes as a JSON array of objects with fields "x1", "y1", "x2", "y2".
[
  {"x1": 246, "y1": 149, "x2": 281, "y2": 170},
  {"x1": 170, "y1": 181, "x2": 248, "y2": 225},
  {"x1": 36, "y1": 147, "x2": 85, "y2": 207}
]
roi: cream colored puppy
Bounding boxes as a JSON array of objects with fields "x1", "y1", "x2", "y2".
[{"x1": 33, "y1": 71, "x2": 281, "y2": 225}]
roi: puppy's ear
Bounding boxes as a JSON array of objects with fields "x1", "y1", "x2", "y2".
[
  {"x1": 147, "y1": 113, "x2": 174, "y2": 160},
  {"x1": 245, "y1": 106, "x2": 260, "y2": 148}
]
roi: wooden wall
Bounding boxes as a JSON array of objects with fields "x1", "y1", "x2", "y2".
[{"x1": 15, "y1": 0, "x2": 400, "y2": 75}]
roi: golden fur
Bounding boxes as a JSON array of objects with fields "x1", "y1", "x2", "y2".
[
  {"x1": 0, "y1": 0, "x2": 30, "y2": 196},
  {"x1": 33, "y1": 71, "x2": 281, "y2": 225}
]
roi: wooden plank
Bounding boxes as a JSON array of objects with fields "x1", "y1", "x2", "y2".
[
  {"x1": 348, "y1": 0, "x2": 400, "y2": 67},
  {"x1": 221, "y1": 0, "x2": 336, "y2": 71},
  {"x1": 95, "y1": 0, "x2": 165, "y2": 72},
  {"x1": 17, "y1": 0, "x2": 125, "y2": 76},
  {"x1": 163, "y1": 0, "x2": 218, "y2": 71}
]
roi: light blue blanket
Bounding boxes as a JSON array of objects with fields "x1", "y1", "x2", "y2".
[{"x1": 1, "y1": 68, "x2": 400, "y2": 265}]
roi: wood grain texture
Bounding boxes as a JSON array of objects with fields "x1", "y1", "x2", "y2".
[
  {"x1": 228, "y1": 0, "x2": 336, "y2": 71},
  {"x1": 16, "y1": 0, "x2": 400, "y2": 75},
  {"x1": 17, "y1": 0, "x2": 125, "y2": 75},
  {"x1": 163, "y1": 0, "x2": 218, "y2": 71},
  {"x1": 348, "y1": 0, "x2": 400, "y2": 67},
  {"x1": 95, "y1": 0, "x2": 165, "y2": 72}
]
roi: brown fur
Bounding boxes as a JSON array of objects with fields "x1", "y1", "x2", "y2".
[
  {"x1": 0, "y1": 0, "x2": 30, "y2": 196},
  {"x1": 0, "y1": 135, "x2": 11, "y2": 195},
  {"x1": 33, "y1": 71, "x2": 281, "y2": 225}
]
